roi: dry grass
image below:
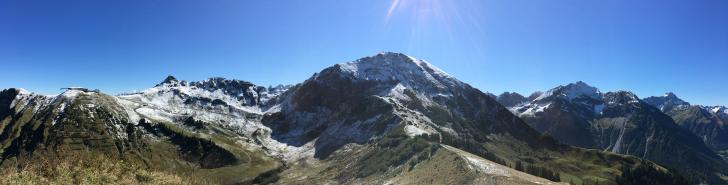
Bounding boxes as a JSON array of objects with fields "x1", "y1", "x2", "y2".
[{"x1": 0, "y1": 153, "x2": 191, "y2": 185}]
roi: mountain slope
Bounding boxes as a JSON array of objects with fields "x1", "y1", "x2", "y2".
[
  {"x1": 644, "y1": 93, "x2": 728, "y2": 152},
  {"x1": 1, "y1": 53, "x2": 687, "y2": 185},
  {"x1": 0, "y1": 85, "x2": 283, "y2": 184},
  {"x1": 509, "y1": 82, "x2": 728, "y2": 184},
  {"x1": 496, "y1": 92, "x2": 528, "y2": 107},
  {"x1": 262, "y1": 53, "x2": 681, "y2": 185}
]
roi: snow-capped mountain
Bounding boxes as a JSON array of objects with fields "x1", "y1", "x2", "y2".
[
  {"x1": 118, "y1": 76, "x2": 293, "y2": 136},
  {"x1": 0, "y1": 53, "x2": 694, "y2": 184},
  {"x1": 644, "y1": 93, "x2": 728, "y2": 151},
  {"x1": 533, "y1": 81, "x2": 602, "y2": 102},
  {"x1": 643, "y1": 92, "x2": 691, "y2": 112},
  {"x1": 509, "y1": 82, "x2": 728, "y2": 183},
  {"x1": 709, "y1": 105, "x2": 728, "y2": 120},
  {"x1": 262, "y1": 53, "x2": 677, "y2": 184}
]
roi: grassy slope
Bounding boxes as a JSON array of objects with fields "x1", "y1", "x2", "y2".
[
  {"x1": 0, "y1": 152, "x2": 187, "y2": 185},
  {"x1": 483, "y1": 134, "x2": 649, "y2": 185}
]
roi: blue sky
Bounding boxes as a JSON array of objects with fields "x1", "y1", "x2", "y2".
[{"x1": 1, "y1": 0, "x2": 727, "y2": 105}]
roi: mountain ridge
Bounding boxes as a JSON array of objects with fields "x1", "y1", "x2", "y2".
[
  {"x1": 644, "y1": 93, "x2": 728, "y2": 153},
  {"x1": 0, "y1": 52, "x2": 694, "y2": 185},
  {"x1": 508, "y1": 81, "x2": 728, "y2": 184}
]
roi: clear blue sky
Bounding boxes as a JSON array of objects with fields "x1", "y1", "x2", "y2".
[{"x1": 1, "y1": 0, "x2": 727, "y2": 105}]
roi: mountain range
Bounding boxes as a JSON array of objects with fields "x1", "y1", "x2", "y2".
[
  {"x1": 643, "y1": 93, "x2": 728, "y2": 157},
  {"x1": 503, "y1": 82, "x2": 728, "y2": 184},
  {"x1": 0, "y1": 52, "x2": 713, "y2": 184}
]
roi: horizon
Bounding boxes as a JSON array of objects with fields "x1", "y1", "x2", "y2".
[
  {"x1": 2, "y1": 52, "x2": 718, "y2": 107},
  {"x1": 2, "y1": 0, "x2": 727, "y2": 105}
]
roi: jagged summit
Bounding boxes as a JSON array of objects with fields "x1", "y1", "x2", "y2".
[
  {"x1": 190, "y1": 77, "x2": 256, "y2": 93},
  {"x1": 710, "y1": 106, "x2": 728, "y2": 114},
  {"x1": 643, "y1": 92, "x2": 690, "y2": 112},
  {"x1": 156, "y1": 75, "x2": 180, "y2": 87},
  {"x1": 1, "y1": 88, "x2": 30, "y2": 95},
  {"x1": 603, "y1": 90, "x2": 641, "y2": 105}
]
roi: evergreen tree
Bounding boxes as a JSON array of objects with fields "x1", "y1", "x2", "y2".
[{"x1": 615, "y1": 164, "x2": 690, "y2": 185}]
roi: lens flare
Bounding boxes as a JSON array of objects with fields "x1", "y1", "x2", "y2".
[{"x1": 384, "y1": 0, "x2": 482, "y2": 55}]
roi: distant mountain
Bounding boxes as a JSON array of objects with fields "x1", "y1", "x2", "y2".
[
  {"x1": 644, "y1": 93, "x2": 728, "y2": 152},
  {"x1": 509, "y1": 82, "x2": 728, "y2": 184},
  {"x1": 643, "y1": 92, "x2": 691, "y2": 112},
  {"x1": 0, "y1": 53, "x2": 686, "y2": 185},
  {"x1": 496, "y1": 92, "x2": 527, "y2": 107}
]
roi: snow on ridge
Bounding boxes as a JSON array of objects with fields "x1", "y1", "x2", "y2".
[
  {"x1": 604, "y1": 91, "x2": 641, "y2": 105},
  {"x1": 512, "y1": 102, "x2": 551, "y2": 117},
  {"x1": 707, "y1": 106, "x2": 728, "y2": 118},
  {"x1": 535, "y1": 81, "x2": 601, "y2": 102},
  {"x1": 15, "y1": 88, "x2": 31, "y2": 95},
  {"x1": 710, "y1": 106, "x2": 725, "y2": 113},
  {"x1": 335, "y1": 52, "x2": 457, "y2": 90},
  {"x1": 59, "y1": 89, "x2": 87, "y2": 99}
]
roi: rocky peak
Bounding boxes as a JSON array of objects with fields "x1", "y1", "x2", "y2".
[
  {"x1": 643, "y1": 92, "x2": 690, "y2": 112},
  {"x1": 497, "y1": 92, "x2": 527, "y2": 107},
  {"x1": 0, "y1": 88, "x2": 22, "y2": 114},
  {"x1": 664, "y1": 92, "x2": 677, "y2": 98},
  {"x1": 603, "y1": 91, "x2": 641, "y2": 105},
  {"x1": 527, "y1": 91, "x2": 543, "y2": 101},
  {"x1": 707, "y1": 106, "x2": 728, "y2": 119},
  {"x1": 192, "y1": 77, "x2": 254, "y2": 88},
  {"x1": 156, "y1": 75, "x2": 180, "y2": 87}
]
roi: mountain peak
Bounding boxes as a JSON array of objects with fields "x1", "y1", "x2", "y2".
[
  {"x1": 2, "y1": 88, "x2": 30, "y2": 95},
  {"x1": 325, "y1": 52, "x2": 457, "y2": 92},
  {"x1": 156, "y1": 75, "x2": 180, "y2": 87},
  {"x1": 536, "y1": 81, "x2": 601, "y2": 101},
  {"x1": 643, "y1": 92, "x2": 690, "y2": 112},
  {"x1": 496, "y1": 92, "x2": 527, "y2": 107},
  {"x1": 568, "y1": 81, "x2": 596, "y2": 89},
  {"x1": 606, "y1": 90, "x2": 638, "y2": 99},
  {"x1": 664, "y1": 92, "x2": 677, "y2": 98},
  {"x1": 708, "y1": 106, "x2": 728, "y2": 117}
]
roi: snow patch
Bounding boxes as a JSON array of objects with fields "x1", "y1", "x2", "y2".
[
  {"x1": 115, "y1": 97, "x2": 141, "y2": 124},
  {"x1": 135, "y1": 107, "x2": 175, "y2": 123},
  {"x1": 404, "y1": 125, "x2": 431, "y2": 136},
  {"x1": 463, "y1": 156, "x2": 509, "y2": 176},
  {"x1": 513, "y1": 103, "x2": 551, "y2": 117}
]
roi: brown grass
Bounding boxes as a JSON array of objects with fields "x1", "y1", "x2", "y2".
[{"x1": 0, "y1": 153, "x2": 192, "y2": 185}]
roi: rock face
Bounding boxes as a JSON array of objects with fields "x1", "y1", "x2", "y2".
[
  {"x1": 496, "y1": 92, "x2": 527, "y2": 107},
  {"x1": 644, "y1": 93, "x2": 728, "y2": 151},
  {"x1": 643, "y1": 92, "x2": 690, "y2": 112},
  {"x1": 0, "y1": 53, "x2": 689, "y2": 185},
  {"x1": 509, "y1": 82, "x2": 728, "y2": 183}
]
